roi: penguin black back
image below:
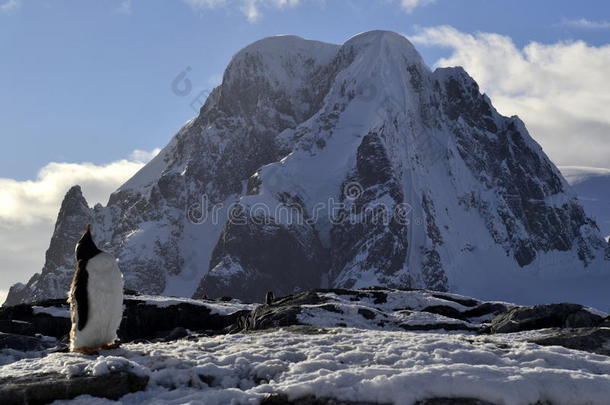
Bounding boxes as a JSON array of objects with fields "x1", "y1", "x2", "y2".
[{"x1": 72, "y1": 225, "x2": 102, "y2": 330}]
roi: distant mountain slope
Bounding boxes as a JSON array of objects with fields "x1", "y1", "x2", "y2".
[
  {"x1": 5, "y1": 31, "x2": 608, "y2": 307},
  {"x1": 560, "y1": 166, "x2": 610, "y2": 240}
]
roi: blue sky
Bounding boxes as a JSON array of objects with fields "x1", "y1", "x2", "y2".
[
  {"x1": 1, "y1": 0, "x2": 610, "y2": 301},
  {"x1": 1, "y1": 0, "x2": 609, "y2": 180}
]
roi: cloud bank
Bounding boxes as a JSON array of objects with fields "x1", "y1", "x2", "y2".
[
  {"x1": 410, "y1": 25, "x2": 610, "y2": 168},
  {"x1": 0, "y1": 148, "x2": 160, "y2": 304}
]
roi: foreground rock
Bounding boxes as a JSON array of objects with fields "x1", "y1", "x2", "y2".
[
  {"x1": 0, "y1": 371, "x2": 148, "y2": 405},
  {"x1": 489, "y1": 303, "x2": 604, "y2": 333},
  {"x1": 528, "y1": 327, "x2": 610, "y2": 356},
  {"x1": 262, "y1": 394, "x2": 496, "y2": 405}
]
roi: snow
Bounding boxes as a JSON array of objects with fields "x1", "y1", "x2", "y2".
[{"x1": 1, "y1": 327, "x2": 609, "y2": 405}]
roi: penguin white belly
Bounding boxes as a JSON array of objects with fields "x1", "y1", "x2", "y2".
[{"x1": 71, "y1": 252, "x2": 124, "y2": 350}]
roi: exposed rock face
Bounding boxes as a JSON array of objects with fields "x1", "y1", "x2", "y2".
[
  {"x1": 6, "y1": 31, "x2": 609, "y2": 305},
  {"x1": 4, "y1": 186, "x2": 91, "y2": 306},
  {"x1": 196, "y1": 218, "x2": 329, "y2": 301}
]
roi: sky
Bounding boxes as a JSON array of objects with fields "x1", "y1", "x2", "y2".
[{"x1": 1, "y1": 0, "x2": 609, "y2": 302}]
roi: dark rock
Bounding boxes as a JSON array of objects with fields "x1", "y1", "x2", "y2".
[
  {"x1": 400, "y1": 323, "x2": 479, "y2": 332},
  {"x1": 431, "y1": 294, "x2": 478, "y2": 308},
  {"x1": 0, "y1": 300, "x2": 71, "y2": 339},
  {"x1": 262, "y1": 394, "x2": 498, "y2": 405},
  {"x1": 422, "y1": 305, "x2": 466, "y2": 321},
  {"x1": 0, "y1": 297, "x2": 244, "y2": 342},
  {"x1": 357, "y1": 308, "x2": 376, "y2": 320},
  {"x1": 262, "y1": 393, "x2": 389, "y2": 405},
  {"x1": 462, "y1": 303, "x2": 509, "y2": 319},
  {"x1": 416, "y1": 399, "x2": 497, "y2": 405},
  {"x1": 162, "y1": 327, "x2": 190, "y2": 342},
  {"x1": 529, "y1": 327, "x2": 610, "y2": 356},
  {"x1": 237, "y1": 291, "x2": 326, "y2": 332},
  {"x1": 490, "y1": 303, "x2": 603, "y2": 334},
  {"x1": 415, "y1": 398, "x2": 496, "y2": 405},
  {"x1": 330, "y1": 132, "x2": 412, "y2": 291},
  {"x1": 318, "y1": 288, "x2": 388, "y2": 304},
  {"x1": 119, "y1": 300, "x2": 241, "y2": 342},
  {"x1": 0, "y1": 333, "x2": 56, "y2": 352},
  {"x1": 0, "y1": 371, "x2": 149, "y2": 405},
  {"x1": 0, "y1": 319, "x2": 35, "y2": 336},
  {"x1": 196, "y1": 218, "x2": 329, "y2": 303},
  {"x1": 320, "y1": 304, "x2": 343, "y2": 314}
]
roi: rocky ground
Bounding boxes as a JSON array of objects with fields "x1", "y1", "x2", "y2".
[{"x1": 1, "y1": 288, "x2": 610, "y2": 404}]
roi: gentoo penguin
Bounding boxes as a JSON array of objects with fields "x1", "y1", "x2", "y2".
[
  {"x1": 69, "y1": 225, "x2": 124, "y2": 353},
  {"x1": 265, "y1": 291, "x2": 274, "y2": 305}
]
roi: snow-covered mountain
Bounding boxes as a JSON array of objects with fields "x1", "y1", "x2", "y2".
[{"x1": 5, "y1": 31, "x2": 609, "y2": 307}]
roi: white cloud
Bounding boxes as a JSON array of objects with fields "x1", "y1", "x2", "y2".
[
  {"x1": 397, "y1": 0, "x2": 435, "y2": 14},
  {"x1": 563, "y1": 18, "x2": 610, "y2": 30},
  {"x1": 0, "y1": 0, "x2": 20, "y2": 13},
  {"x1": 0, "y1": 148, "x2": 159, "y2": 299},
  {"x1": 129, "y1": 148, "x2": 162, "y2": 163},
  {"x1": 183, "y1": 0, "x2": 301, "y2": 22},
  {"x1": 410, "y1": 25, "x2": 610, "y2": 167},
  {"x1": 559, "y1": 166, "x2": 610, "y2": 185}
]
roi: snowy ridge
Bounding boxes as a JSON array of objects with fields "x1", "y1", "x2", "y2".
[{"x1": 6, "y1": 31, "x2": 609, "y2": 308}]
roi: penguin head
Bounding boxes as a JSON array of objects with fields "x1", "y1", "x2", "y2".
[{"x1": 75, "y1": 224, "x2": 102, "y2": 262}]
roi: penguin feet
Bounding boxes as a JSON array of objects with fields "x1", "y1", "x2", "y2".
[
  {"x1": 101, "y1": 341, "x2": 121, "y2": 350},
  {"x1": 72, "y1": 346, "x2": 99, "y2": 355}
]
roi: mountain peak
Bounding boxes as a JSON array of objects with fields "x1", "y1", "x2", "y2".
[
  {"x1": 7, "y1": 32, "x2": 609, "y2": 308},
  {"x1": 343, "y1": 30, "x2": 423, "y2": 62}
]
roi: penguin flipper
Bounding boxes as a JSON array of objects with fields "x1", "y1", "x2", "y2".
[{"x1": 73, "y1": 260, "x2": 89, "y2": 331}]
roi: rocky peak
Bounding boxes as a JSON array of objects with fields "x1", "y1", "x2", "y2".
[{"x1": 4, "y1": 186, "x2": 91, "y2": 306}]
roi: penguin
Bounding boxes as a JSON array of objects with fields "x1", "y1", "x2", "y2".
[
  {"x1": 265, "y1": 291, "x2": 274, "y2": 305},
  {"x1": 68, "y1": 225, "x2": 124, "y2": 353}
]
